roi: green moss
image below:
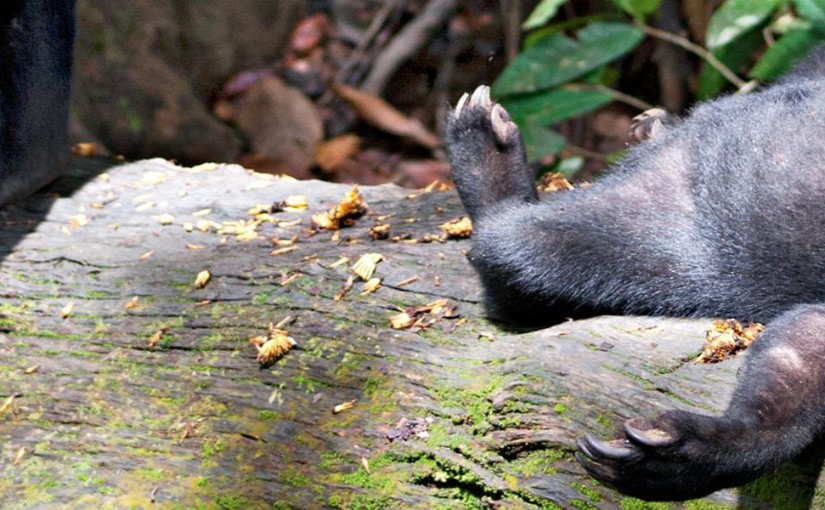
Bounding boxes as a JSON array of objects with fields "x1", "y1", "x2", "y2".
[
  {"x1": 619, "y1": 498, "x2": 673, "y2": 510},
  {"x1": 258, "y1": 410, "x2": 281, "y2": 421},
  {"x1": 553, "y1": 403, "x2": 568, "y2": 414},
  {"x1": 215, "y1": 494, "x2": 250, "y2": 510},
  {"x1": 364, "y1": 376, "x2": 382, "y2": 396},
  {"x1": 281, "y1": 469, "x2": 310, "y2": 488},
  {"x1": 572, "y1": 482, "x2": 602, "y2": 502},
  {"x1": 202, "y1": 437, "x2": 228, "y2": 460}
]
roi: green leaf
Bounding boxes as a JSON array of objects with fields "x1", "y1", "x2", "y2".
[
  {"x1": 795, "y1": 0, "x2": 825, "y2": 31},
  {"x1": 749, "y1": 28, "x2": 825, "y2": 80},
  {"x1": 492, "y1": 22, "x2": 644, "y2": 97},
  {"x1": 705, "y1": 0, "x2": 781, "y2": 49},
  {"x1": 522, "y1": 0, "x2": 568, "y2": 30},
  {"x1": 696, "y1": 28, "x2": 761, "y2": 99},
  {"x1": 501, "y1": 87, "x2": 613, "y2": 127},
  {"x1": 612, "y1": 0, "x2": 662, "y2": 20},
  {"x1": 520, "y1": 124, "x2": 567, "y2": 162}
]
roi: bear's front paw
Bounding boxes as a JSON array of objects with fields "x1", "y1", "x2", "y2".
[{"x1": 576, "y1": 412, "x2": 751, "y2": 501}]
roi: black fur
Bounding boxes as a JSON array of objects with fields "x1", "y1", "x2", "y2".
[
  {"x1": 446, "y1": 47, "x2": 825, "y2": 500},
  {"x1": 0, "y1": 0, "x2": 75, "y2": 206}
]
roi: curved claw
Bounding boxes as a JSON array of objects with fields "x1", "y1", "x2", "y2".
[
  {"x1": 491, "y1": 103, "x2": 517, "y2": 143},
  {"x1": 455, "y1": 92, "x2": 470, "y2": 116},
  {"x1": 469, "y1": 84, "x2": 492, "y2": 109},
  {"x1": 578, "y1": 433, "x2": 637, "y2": 461},
  {"x1": 624, "y1": 419, "x2": 676, "y2": 447}
]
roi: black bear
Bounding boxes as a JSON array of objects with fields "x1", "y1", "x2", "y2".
[
  {"x1": 0, "y1": 0, "x2": 75, "y2": 206},
  {"x1": 445, "y1": 46, "x2": 825, "y2": 501}
]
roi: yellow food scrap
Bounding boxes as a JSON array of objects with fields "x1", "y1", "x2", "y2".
[
  {"x1": 369, "y1": 223, "x2": 390, "y2": 240},
  {"x1": 125, "y1": 296, "x2": 140, "y2": 310},
  {"x1": 149, "y1": 328, "x2": 168, "y2": 349},
  {"x1": 282, "y1": 195, "x2": 309, "y2": 210},
  {"x1": 139, "y1": 250, "x2": 154, "y2": 261},
  {"x1": 439, "y1": 217, "x2": 473, "y2": 239},
  {"x1": 191, "y1": 208, "x2": 212, "y2": 217},
  {"x1": 311, "y1": 186, "x2": 367, "y2": 230},
  {"x1": 537, "y1": 172, "x2": 574, "y2": 193},
  {"x1": 352, "y1": 253, "x2": 384, "y2": 280},
  {"x1": 388, "y1": 299, "x2": 460, "y2": 332},
  {"x1": 361, "y1": 277, "x2": 382, "y2": 294},
  {"x1": 13, "y1": 447, "x2": 26, "y2": 466},
  {"x1": 60, "y1": 302, "x2": 74, "y2": 319},
  {"x1": 154, "y1": 213, "x2": 175, "y2": 226},
  {"x1": 72, "y1": 142, "x2": 97, "y2": 157},
  {"x1": 68, "y1": 214, "x2": 90, "y2": 228},
  {"x1": 250, "y1": 323, "x2": 297, "y2": 367},
  {"x1": 0, "y1": 394, "x2": 18, "y2": 414},
  {"x1": 332, "y1": 399, "x2": 356, "y2": 414},
  {"x1": 334, "y1": 275, "x2": 355, "y2": 301},
  {"x1": 696, "y1": 319, "x2": 764, "y2": 363},
  {"x1": 271, "y1": 246, "x2": 298, "y2": 257},
  {"x1": 194, "y1": 270, "x2": 211, "y2": 289}
]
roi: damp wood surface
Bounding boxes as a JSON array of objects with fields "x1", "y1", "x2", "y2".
[{"x1": 0, "y1": 157, "x2": 822, "y2": 510}]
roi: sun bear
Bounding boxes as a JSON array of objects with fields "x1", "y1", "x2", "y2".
[{"x1": 445, "y1": 46, "x2": 825, "y2": 500}]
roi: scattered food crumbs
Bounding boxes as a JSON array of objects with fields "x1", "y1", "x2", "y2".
[
  {"x1": 24, "y1": 365, "x2": 39, "y2": 374},
  {"x1": 332, "y1": 399, "x2": 356, "y2": 414},
  {"x1": 439, "y1": 216, "x2": 473, "y2": 239},
  {"x1": 191, "y1": 208, "x2": 212, "y2": 217},
  {"x1": 327, "y1": 257, "x2": 350, "y2": 269},
  {"x1": 250, "y1": 321, "x2": 297, "y2": 367},
  {"x1": 135, "y1": 202, "x2": 155, "y2": 212},
  {"x1": 696, "y1": 319, "x2": 764, "y2": 363},
  {"x1": 361, "y1": 458, "x2": 370, "y2": 474},
  {"x1": 194, "y1": 270, "x2": 211, "y2": 288},
  {"x1": 186, "y1": 243, "x2": 204, "y2": 250},
  {"x1": 311, "y1": 186, "x2": 367, "y2": 230},
  {"x1": 183, "y1": 223, "x2": 194, "y2": 232},
  {"x1": 125, "y1": 296, "x2": 140, "y2": 310},
  {"x1": 149, "y1": 328, "x2": 169, "y2": 349},
  {"x1": 280, "y1": 272, "x2": 301, "y2": 286},
  {"x1": 478, "y1": 331, "x2": 496, "y2": 342},
  {"x1": 139, "y1": 250, "x2": 154, "y2": 261},
  {"x1": 352, "y1": 253, "x2": 384, "y2": 280},
  {"x1": 60, "y1": 302, "x2": 75, "y2": 318},
  {"x1": 194, "y1": 300, "x2": 211, "y2": 307}
]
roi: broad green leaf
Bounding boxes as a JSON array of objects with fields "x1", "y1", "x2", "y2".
[
  {"x1": 549, "y1": 155, "x2": 585, "y2": 177},
  {"x1": 520, "y1": 124, "x2": 567, "y2": 162},
  {"x1": 501, "y1": 87, "x2": 613, "y2": 127},
  {"x1": 706, "y1": 0, "x2": 781, "y2": 49},
  {"x1": 613, "y1": 0, "x2": 662, "y2": 20},
  {"x1": 795, "y1": 0, "x2": 825, "y2": 32},
  {"x1": 749, "y1": 28, "x2": 825, "y2": 80},
  {"x1": 523, "y1": 0, "x2": 567, "y2": 30},
  {"x1": 493, "y1": 22, "x2": 644, "y2": 97},
  {"x1": 696, "y1": 28, "x2": 762, "y2": 99}
]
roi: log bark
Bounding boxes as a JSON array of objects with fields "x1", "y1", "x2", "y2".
[{"x1": 0, "y1": 157, "x2": 821, "y2": 509}]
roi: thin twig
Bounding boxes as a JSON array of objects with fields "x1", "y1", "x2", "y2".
[{"x1": 637, "y1": 22, "x2": 748, "y2": 90}]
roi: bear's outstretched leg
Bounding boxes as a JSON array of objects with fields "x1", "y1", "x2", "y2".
[
  {"x1": 0, "y1": 0, "x2": 76, "y2": 206},
  {"x1": 578, "y1": 304, "x2": 825, "y2": 500}
]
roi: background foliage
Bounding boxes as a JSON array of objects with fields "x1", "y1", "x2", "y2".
[{"x1": 499, "y1": 0, "x2": 825, "y2": 175}]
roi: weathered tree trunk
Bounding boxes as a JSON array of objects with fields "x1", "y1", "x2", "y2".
[{"x1": 0, "y1": 157, "x2": 821, "y2": 509}]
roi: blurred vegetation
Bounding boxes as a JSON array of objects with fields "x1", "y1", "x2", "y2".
[{"x1": 498, "y1": 0, "x2": 825, "y2": 176}]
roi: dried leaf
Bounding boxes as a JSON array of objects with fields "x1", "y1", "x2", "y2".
[
  {"x1": 194, "y1": 270, "x2": 211, "y2": 289},
  {"x1": 333, "y1": 83, "x2": 440, "y2": 148},
  {"x1": 315, "y1": 134, "x2": 361, "y2": 171}
]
